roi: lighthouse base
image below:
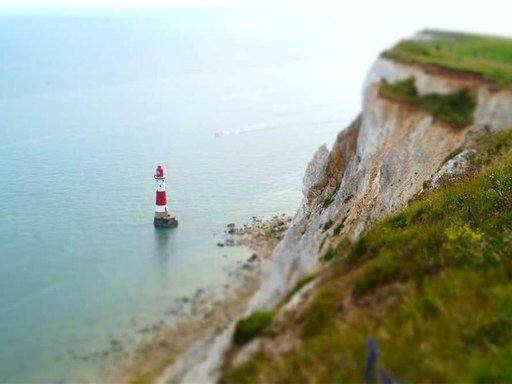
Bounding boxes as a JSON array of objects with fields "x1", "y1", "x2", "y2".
[{"x1": 154, "y1": 216, "x2": 178, "y2": 228}]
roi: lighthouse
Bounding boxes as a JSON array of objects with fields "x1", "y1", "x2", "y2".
[{"x1": 153, "y1": 165, "x2": 178, "y2": 228}]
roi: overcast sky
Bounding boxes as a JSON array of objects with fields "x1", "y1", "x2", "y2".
[
  {"x1": 1, "y1": 0, "x2": 510, "y2": 112},
  {"x1": 0, "y1": 0, "x2": 510, "y2": 29},
  {"x1": 1, "y1": 0, "x2": 510, "y2": 41}
]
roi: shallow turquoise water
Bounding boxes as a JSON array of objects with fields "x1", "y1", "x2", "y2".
[{"x1": 0, "y1": 12, "x2": 354, "y2": 383}]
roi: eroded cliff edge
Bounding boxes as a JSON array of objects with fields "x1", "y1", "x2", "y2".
[
  {"x1": 162, "y1": 30, "x2": 512, "y2": 383},
  {"x1": 250, "y1": 60, "x2": 512, "y2": 314}
]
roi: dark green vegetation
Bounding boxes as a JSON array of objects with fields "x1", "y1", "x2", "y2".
[
  {"x1": 379, "y1": 78, "x2": 476, "y2": 128},
  {"x1": 223, "y1": 131, "x2": 512, "y2": 383},
  {"x1": 332, "y1": 218, "x2": 346, "y2": 236},
  {"x1": 233, "y1": 311, "x2": 274, "y2": 345},
  {"x1": 383, "y1": 30, "x2": 512, "y2": 89},
  {"x1": 322, "y1": 219, "x2": 334, "y2": 231},
  {"x1": 444, "y1": 146, "x2": 464, "y2": 162},
  {"x1": 233, "y1": 273, "x2": 319, "y2": 347}
]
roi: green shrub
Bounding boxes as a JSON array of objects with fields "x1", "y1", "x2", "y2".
[
  {"x1": 387, "y1": 213, "x2": 407, "y2": 229},
  {"x1": 380, "y1": 77, "x2": 417, "y2": 101},
  {"x1": 444, "y1": 147, "x2": 464, "y2": 162},
  {"x1": 322, "y1": 247, "x2": 335, "y2": 262},
  {"x1": 332, "y1": 218, "x2": 346, "y2": 236},
  {"x1": 419, "y1": 90, "x2": 476, "y2": 128},
  {"x1": 233, "y1": 311, "x2": 274, "y2": 345},
  {"x1": 379, "y1": 78, "x2": 476, "y2": 128},
  {"x1": 323, "y1": 219, "x2": 334, "y2": 231}
]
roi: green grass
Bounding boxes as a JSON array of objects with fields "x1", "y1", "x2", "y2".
[
  {"x1": 301, "y1": 285, "x2": 340, "y2": 339},
  {"x1": 444, "y1": 146, "x2": 464, "y2": 162},
  {"x1": 379, "y1": 77, "x2": 476, "y2": 128},
  {"x1": 233, "y1": 311, "x2": 274, "y2": 345},
  {"x1": 276, "y1": 272, "x2": 319, "y2": 309},
  {"x1": 222, "y1": 130, "x2": 512, "y2": 384},
  {"x1": 382, "y1": 30, "x2": 512, "y2": 90}
]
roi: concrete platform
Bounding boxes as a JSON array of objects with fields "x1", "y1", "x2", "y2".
[{"x1": 154, "y1": 216, "x2": 178, "y2": 228}]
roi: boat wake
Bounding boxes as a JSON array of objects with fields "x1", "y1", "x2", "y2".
[{"x1": 215, "y1": 117, "x2": 338, "y2": 137}]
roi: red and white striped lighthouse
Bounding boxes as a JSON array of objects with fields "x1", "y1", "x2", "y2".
[
  {"x1": 154, "y1": 165, "x2": 168, "y2": 216},
  {"x1": 153, "y1": 165, "x2": 178, "y2": 227}
]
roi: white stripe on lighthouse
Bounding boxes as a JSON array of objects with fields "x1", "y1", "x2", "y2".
[
  {"x1": 155, "y1": 205, "x2": 167, "y2": 213},
  {"x1": 156, "y1": 181, "x2": 166, "y2": 191}
]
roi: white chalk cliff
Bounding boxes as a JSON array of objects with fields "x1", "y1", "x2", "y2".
[
  {"x1": 164, "y1": 40, "x2": 512, "y2": 384},
  {"x1": 249, "y1": 55, "x2": 512, "y2": 312}
]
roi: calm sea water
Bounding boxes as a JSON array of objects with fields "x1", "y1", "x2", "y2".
[{"x1": 0, "y1": 11, "x2": 357, "y2": 383}]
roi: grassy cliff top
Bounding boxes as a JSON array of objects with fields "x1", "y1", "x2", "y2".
[{"x1": 382, "y1": 30, "x2": 512, "y2": 89}]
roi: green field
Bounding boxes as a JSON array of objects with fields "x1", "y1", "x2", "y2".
[
  {"x1": 223, "y1": 130, "x2": 512, "y2": 383},
  {"x1": 382, "y1": 30, "x2": 512, "y2": 90}
]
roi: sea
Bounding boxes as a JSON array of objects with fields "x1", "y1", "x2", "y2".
[{"x1": 0, "y1": 9, "x2": 360, "y2": 383}]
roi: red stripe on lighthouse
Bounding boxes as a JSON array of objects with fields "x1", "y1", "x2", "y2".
[{"x1": 156, "y1": 191, "x2": 167, "y2": 206}]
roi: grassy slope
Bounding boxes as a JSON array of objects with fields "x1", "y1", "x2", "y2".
[
  {"x1": 223, "y1": 131, "x2": 512, "y2": 383},
  {"x1": 382, "y1": 30, "x2": 512, "y2": 89}
]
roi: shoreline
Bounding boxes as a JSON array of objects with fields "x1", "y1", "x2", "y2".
[{"x1": 107, "y1": 215, "x2": 291, "y2": 383}]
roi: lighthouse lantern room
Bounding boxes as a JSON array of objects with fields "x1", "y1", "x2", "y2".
[{"x1": 153, "y1": 165, "x2": 178, "y2": 228}]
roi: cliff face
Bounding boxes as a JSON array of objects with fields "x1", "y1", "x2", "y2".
[
  {"x1": 164, "y1": 32, "x2": 512, "y2": 383},
  {"x1": 249, "y1": 56, "x2": 512, "y2": 311}
]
